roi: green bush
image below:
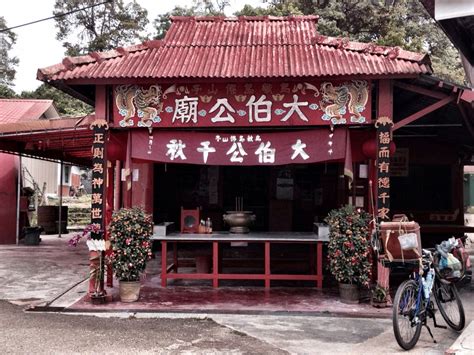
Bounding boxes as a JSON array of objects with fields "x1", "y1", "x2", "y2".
[
  {"x1": 325, "y1": 205, "x2": 372, "y2": 287},
  {"x1": 108, "y1": 207, "x2": 153, "y2": 281}
]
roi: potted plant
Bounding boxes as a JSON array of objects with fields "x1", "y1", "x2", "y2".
[
  {"x1": 108, "y1": 207, "x2": 153, "y2": 303},
  {"x1": 325, "y1": 205, "x2": 372, "y2": 304},
  {"x1": 371, "y1": 284, "x2": 388, "y2": 308}
]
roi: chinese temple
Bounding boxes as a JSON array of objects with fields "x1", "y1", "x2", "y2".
[{"x1": 1, "y1": 16, "x2": 474, "y2": 294}]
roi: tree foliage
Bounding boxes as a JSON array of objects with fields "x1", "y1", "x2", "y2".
[
  {"x1": 0, "y1": 84, "x2": 17, "y2": 98},
  {"x1": 20, "y1": 84, "x2": 92, "y2": 117},
  {"x1": 239, "y1": 0, "x2": 465, "y2": 84},
  {"x1": 53, "y1": 0, "x2": 149, "y2": 56},
  {"x1": 0, "y1": 16, "x2": 19, "y2": 86},
  {"x1": 154, "y1": 1, "x2": 230, "y2": 40}
]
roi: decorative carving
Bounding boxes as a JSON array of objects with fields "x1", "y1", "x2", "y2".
[
  {"x1": 319, "y1": 80, "x2": 369, "y2": 124},
  {"x1": 115, "y1": 85, "x2": 162, "y2": 127}
]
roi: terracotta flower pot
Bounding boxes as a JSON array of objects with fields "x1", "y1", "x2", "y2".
[
  {"x1": 119, "y1": 281, "x2": 141, "y2": 302},
  {"x1": 339, "y1": 283, "x2": 360, "y2": 304}
]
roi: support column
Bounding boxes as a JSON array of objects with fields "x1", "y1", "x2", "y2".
[
  {"x1": 105, "y1": 160, "x2": 114, "y2": 288},
  {"x1": 375, "y1": 80, "x2": 394, "y2": 288},
  {"x1": 88, "y1": 84, "x2": 109, "y2": 300}
]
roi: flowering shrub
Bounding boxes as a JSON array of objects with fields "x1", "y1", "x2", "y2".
[
  {"x1": 68, "y1": 223, "x2": 102, "y2": 247},
  {"x1": 325, "y1": 205, "x2": 372, "y2": 287},
  {"x1": 108, "y1": 207, "x2": 153, "y2": 282}
]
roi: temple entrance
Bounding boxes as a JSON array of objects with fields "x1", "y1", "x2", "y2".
[{"x1": 153, "y1": 163, "x2": 343, "y2": 233}]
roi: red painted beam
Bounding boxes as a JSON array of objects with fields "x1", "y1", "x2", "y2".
[
  {"x1": 393, "y1": 95, "x2": 454, "y2": 131},
  {"x1": 393, "y1": 81, "x2": 448, "y2": 100},
  {"x1": 165, "y1": 273, "x2": 322, "y2": 281}
]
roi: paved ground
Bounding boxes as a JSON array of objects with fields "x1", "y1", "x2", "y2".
[
  {"x1": 0, "y1": 301, "x2": 285, "y2": 354},
  {"x1": 0, "y1": 234, "x2": 89, "y2": 306},
  {"x1": 0, "y1": 232, "x2": 473, "y2": 354}
]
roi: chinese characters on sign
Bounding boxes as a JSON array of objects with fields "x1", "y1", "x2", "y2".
[
  {"x1": 375, "y1": 116, "x2": 393, "y2": 221},
  {"x1": 114, "y1": 81, "x2": 371, "y2": 128},
  {"x1": 132, "y1": 129, "x2": 349, "y2": 167},
  {"x1": 89, "y1": 119, "x2": 109, "y2": 239}
]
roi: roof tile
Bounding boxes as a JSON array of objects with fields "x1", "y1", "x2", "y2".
[{"x1": 38, "y1": 16, "x2": 431, "y2": 82}]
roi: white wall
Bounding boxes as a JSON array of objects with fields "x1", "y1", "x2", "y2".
[{"x1": 22, "y1": 157, "x2": 59, "y2": 195}]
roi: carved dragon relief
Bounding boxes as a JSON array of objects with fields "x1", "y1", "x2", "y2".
[
  {"x1": 115, "y1": 85, "x2": 163, "y2": 127},
  {"x1": 319, "y1": 80, "x2": 369, "y2": 124}
]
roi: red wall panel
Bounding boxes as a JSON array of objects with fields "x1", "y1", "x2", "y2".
[{"x1": 0, "y1": 154, "x2": 18, "y2": 244}]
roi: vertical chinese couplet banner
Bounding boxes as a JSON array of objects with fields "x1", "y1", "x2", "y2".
[
  {"x1": 375, "y1": 116, "x2": 393, "y2": 221},
  {"x1": 90, "y1": 119, "x2": 109, "y2": 239}
]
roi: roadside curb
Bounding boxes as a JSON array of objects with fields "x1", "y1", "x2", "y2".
[
  {"x1": 445, "y1": 321, "x2": 474, "y2": 355},
  {"x1": 25, "y1": 305, "x2": 393, "y2": 319}
]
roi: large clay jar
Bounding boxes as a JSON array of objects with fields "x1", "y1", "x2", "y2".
[{"x1": 223, "y1": 211, "x2": 256, "y2": 234}]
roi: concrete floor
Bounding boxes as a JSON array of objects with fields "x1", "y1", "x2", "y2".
[
  {"x1": 1, "y1": 232, "x2": 473, "y2": 354},
  {"x1": 0, "y1": 234, "x2": 89, "y2": 306}
]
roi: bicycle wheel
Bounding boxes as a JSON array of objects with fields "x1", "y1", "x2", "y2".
[
  {"x1": 434, "y1": 279, "x2": 465, "y2": 331},
  {"x1": 393, "y1": 280, "x2": 423, "y2": 350}
]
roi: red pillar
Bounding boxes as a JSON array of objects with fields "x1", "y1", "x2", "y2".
[
  {"x1": 105, "y1": 160, "x2": 114, "y2": 288},
  {"x1": 131, "y1": 162, "x2": 154, "y2": 214},
  {"x1": 375, "y1": 79, "x2": 393, "y2": 288},
  {"x1": 0, "y1": 154, "x2": 18, "y2": 244},
  {"x1": 88, "y1": 85, "x2": 108, "y2": 298}
]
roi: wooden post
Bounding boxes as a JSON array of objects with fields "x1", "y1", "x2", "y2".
[
  {"x1": 264, "y1": 242, "x2": 270, "y2": 289},
  {"x1": 213, "y1": 241, "x2": 219, "y2": 288},
  {"x1": 105, "y1": 160, "x2": 114, "y2": 288},
  {"x1": 375, "y1": 80, "x2": 394, "y2": 288},
  {"x1": 88, "y1": 85, "x2": 109, "y2": 299},
  {"x1": 161, "y1": 241, "x2": 167, "y2": 287}
]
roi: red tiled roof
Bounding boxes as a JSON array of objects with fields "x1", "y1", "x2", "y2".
[
  {"x1": 0, "y1": 99, "x2": 56, "y2": 124},
  {"x1": 38, "y1": 16, "x2": 431, "y2": 82}
]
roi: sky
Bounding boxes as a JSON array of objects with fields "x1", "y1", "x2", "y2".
[{"x1": 2, "y1": 0, "x2": 266, "y2": 93}]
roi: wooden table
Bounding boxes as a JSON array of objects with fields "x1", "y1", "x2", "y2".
[{"x1": 151, "y1": 232, "x2": 327, "y2": 289}]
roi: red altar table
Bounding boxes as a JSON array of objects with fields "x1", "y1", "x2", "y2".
[{"x1": 153, "y1": 232, "x2": 326, "y2": 289}]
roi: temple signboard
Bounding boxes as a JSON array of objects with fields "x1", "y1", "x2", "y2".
[
  {"x1": 131, "y1": 128, "x2": 350, "y2": 166},
  {"x1": 114, "y1": 80, "x2": 371, "y2": 128}
]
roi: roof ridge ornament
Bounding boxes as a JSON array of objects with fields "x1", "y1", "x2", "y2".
[
  {"x1": 90, "y1": 52, "x2": 105, "y2": 64},
  {"x1": 62, "y1": 57, "x2": 76, "y2": 70}
]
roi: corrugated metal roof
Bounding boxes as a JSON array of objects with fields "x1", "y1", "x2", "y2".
[
  {"x1": 0, "y1": 99, "x2": 56, "y2": 124},
  {"x1": 38, "y1": 16, "x2": 431, "y2": 82},
  {"x1": 0, "y1": 114, "x2": 95, "y2": 164}
]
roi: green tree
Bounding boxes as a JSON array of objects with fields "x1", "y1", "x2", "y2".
[
  {"x1": 0, "y1": 16, "x2": 19, "y2": 86},
  {"x1": 53, "y1": 0, "x2": 149, "y2": 56},
  {"x1": 20, "y1": 84, "x2": 92, "y2": 117},
  {"x1": 0, "y1": 84, "x2": 17, "y2": 98},
  {"x1": 238, "y1": 0, "x2": 466, "y2": 84},
  {"x1": 154, "y1": 1, "x2": 230, "y2": 40}
]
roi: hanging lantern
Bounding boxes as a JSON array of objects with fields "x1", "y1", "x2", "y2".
[{"x1": 362, "y1": 139, "x2": 396, "y2": 159}]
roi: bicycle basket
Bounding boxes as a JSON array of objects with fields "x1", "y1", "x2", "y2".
[{"x1": 433, "y1": 249, "x2": 466, "y2": 282}]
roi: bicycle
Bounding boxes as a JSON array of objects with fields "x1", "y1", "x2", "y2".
[{"x1": 392, "y1": 245, "x2": 466, "y2": 350}]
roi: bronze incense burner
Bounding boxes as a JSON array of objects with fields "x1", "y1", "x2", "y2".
[{"x1": 223, "y1": 211, "x2": 256, "y2": 234}]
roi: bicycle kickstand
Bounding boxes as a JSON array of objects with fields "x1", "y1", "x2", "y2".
[
  {"x1": 433, "y1": 313, "x2": 447, "y2": 329},
  {"x1": 424, "y1": 324, "x2": 437, "y2": 344}
]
